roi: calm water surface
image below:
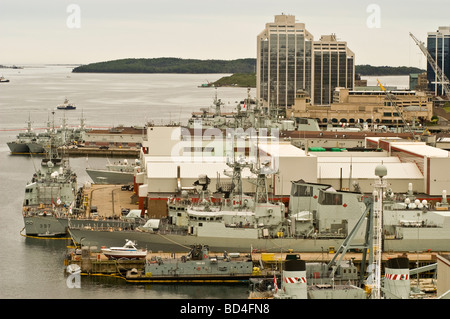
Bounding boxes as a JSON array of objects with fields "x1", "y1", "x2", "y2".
[
  {"x1": 0, "y1": 66, "x2": 408, "y2": 299},
  {"x1": 0, "y1": 66, "x2": 252, "y2": 299}
]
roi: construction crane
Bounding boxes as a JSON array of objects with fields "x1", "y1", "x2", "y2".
[
  {"x1": 377, "y1": 79, "x2": 415, "y2": 139},
  {"x1": 409, "y1": 32, "x2": 450, "y2": 98}
]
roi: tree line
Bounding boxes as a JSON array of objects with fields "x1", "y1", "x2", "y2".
[
  {"x1": 72, "y1": 58, "x2": 425, "y2": 76},
  {"x1": 72, "y1": 58, "x2": 256, "y2": 74}
]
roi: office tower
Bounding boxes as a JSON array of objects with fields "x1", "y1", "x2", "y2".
[
  {"x1": 257, "y1": 15, "x2": 355, "y2": 108},
  {"x1": 313, "y1": 34, "x2": 355, "y2": 105},
  {"x1": 256, "y1": 14, "x2": 314, "y2": 109},
  {"x1": 427, "y1": 26, "x2": 450, "y2": 95}
]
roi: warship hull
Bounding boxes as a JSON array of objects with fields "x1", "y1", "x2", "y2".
[
  {"x1": 23, "y1": 215, "x2": 68, "y2": 237},
  {"x1": 384, "y1": 227, "x2": 450, "y2": 252},
  {"x1": 86, "y1": 168, "x2": 134, "y2": 185},
  {"x1": 23, "y1": 215, "x2": 141, "y2": 238},
  {"x1": 68, "y1": 224, "x2": 450, "y2": 253},
  {"x1": 26, "y1": 142, "x2": 46, "y2": 154},
  {"x1": 7, "y1": 142, "x2": 30, "y2": 154},
  {"x1": 68, "y1": 228, "x2": 348, "y2": 253}
]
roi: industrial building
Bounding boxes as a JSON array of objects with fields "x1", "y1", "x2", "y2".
[{"x1": 132, "y1": 126, "x2": 450, "y2": 214}]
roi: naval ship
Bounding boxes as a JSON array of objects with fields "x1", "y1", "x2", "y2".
[
  {"x1": 86, "y1": 159, "x2": 140, "y2": 185},
  {"x1": 67, "y1": 155, "x2": 363, "y2": 252},
  {"x1": 9, "y1": 113, "x2": 89, "y2": 155},
  {"x1": 186, "y1": 88, "x2": 320, "y2": 132},
  {"x1": 68, "y1": 159, "x2": 450, "y2": 253},
  {"x1": 126, "y1": 244, "x2": 255, "y2": 282},
  {"x1": 22, "y1": 137, "x2": 140, "y2": 237},
  {"x1": 7, "y1": 116, "x2": 38, "y2": 154},
  {"x1": 22, "y1": 145, "x2": 80, "y2": 237}
]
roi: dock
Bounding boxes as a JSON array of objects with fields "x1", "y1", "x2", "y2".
[
  {"x1": 84, "y1": 184, "x2": 139, "y2": 219},
  {"x1": 63, "y1": 147, "x2": 139, "y2": 158},
  {"x1": 72, "y1": 186, "x2": 441, "y2": 284},
  {"x1": 64, "y1": 247, "x2": 439, "y2": 283}
]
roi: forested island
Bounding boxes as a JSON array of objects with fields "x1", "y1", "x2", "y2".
[
  {"x1": 72, "y1": 58, "x2": 425, "y2": 87},
  {"x1": 72, "y1": 58, "x2": 424, "y2": 75},
  {"x1": 355, "y1": 64, "x2": 425, "y2": 76},
  {"x1": 72, "y1": 58, "x2": 256, "y2": 74}
]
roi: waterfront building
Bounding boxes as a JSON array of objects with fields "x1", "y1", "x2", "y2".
[
  {"x1": 409, "y1": 72, "x2": 428, "y2": 91},
  {"x1": 291, "y1": 87, "x2": 433, "y2": 126},
  {"x1": 312, "y1": 34, "x2": 355, "y2": 105},
  {"x1": 132, "y1": 126, "x2": 450, "y2": 215},
  {"x1": 256, "y1": 14, "x2": 314, "y2": 109},
  {"x1": 427, "y1": 26, "x2": 450, "y2": 96}
]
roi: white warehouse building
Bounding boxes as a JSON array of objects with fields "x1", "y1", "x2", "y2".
[{"x1": 133, "y1": 127, "x2": 450, "y2": 214}]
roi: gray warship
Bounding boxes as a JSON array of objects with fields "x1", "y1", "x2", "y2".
[
  {"x1": 22, "y1": 135, "x2": 140, "y2": 237},
  {"x1": 86, "y1": 159, "x2": 140, "y2": 185},
  {"x1": 68, "y1": 153, "x2": 359, "y2": 252},
  {"x1": 126, "y1": 244, "x2": 254, "y2": 282},
  {"x1": 7, "y1": 116, "x2": 38, "y2": 154},
  {"x1": 9, "y1": 112, "x2": 89, "y2": 155},
  {"x1": 68, "y1": 156, "x2": 450, "y2": 253},
  {"x1": 187, "y1": 88, "x2": 320, "y2": 132},
  {"x1": 22, "y1": 144, "x2": 80, "y2": 237}
]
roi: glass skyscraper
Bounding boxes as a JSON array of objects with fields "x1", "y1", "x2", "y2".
[
  {"x1": 313, "y1": 35, "x2": 355, "y2": 105},
  {"x1": 257, "y1": 14, "x2": 313, "y2": 108},
  {"x1": 427, "y1": 26, "x2": 450, "y2": 96},
  {"x1": 257, "y1": 15, "x2": 355, "y2": 108}
]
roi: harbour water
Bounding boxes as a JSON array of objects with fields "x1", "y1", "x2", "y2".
[{"x1": 0, "y1": 65, "x2": 409, "y2": 299}]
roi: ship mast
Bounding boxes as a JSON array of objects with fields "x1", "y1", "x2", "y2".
[
  {"x1": 370, "y1": 164, "x2": 387, "y2": 299},
  {"x1": 223, "y1": 130, "x2": 252, "y2": 208}
]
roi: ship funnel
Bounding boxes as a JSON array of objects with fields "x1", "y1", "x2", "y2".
[
  {"x1": 281, "y1": 259, "x2": 307, "y2": 299},
  {"x1": 383, "y1": 257, "x2": 410, "y2": 299}
]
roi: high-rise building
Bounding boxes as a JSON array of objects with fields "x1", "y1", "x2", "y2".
[
  {"x1": 313, "y1": 34, "x2": 355, "y2": 105},
  {"x1": 427, "y1": 26, "x2": 450, "y2": 96},
  {"x1": 257, "y1": 15, "x2": 355, "y2": 108},
  {"x1": 256, "y1": 14, "x2": 313, "y2": 109}
]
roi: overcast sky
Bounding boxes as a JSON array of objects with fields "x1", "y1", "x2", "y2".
[{"x1": 1, "y1": 0, "x2": 448, "y2": 68}]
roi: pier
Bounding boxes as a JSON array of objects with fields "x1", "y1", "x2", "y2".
[
  {"x1": 83, "y1": 184, "x2": 139, "y2": 219},
  {"x1": 64, "y1": 247, "x2": 439, "y2": 284},
  {"x1": 63, "y1": 147, "x2": 139, "y2": 158}
]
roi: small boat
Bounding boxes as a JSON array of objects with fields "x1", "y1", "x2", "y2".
[
  {"x1": 0, "y1": 76, "x2": 9, "y2": 83},
  {"x1": 101, "y1": 240, "x2": 147, "y2": 260},
  {"x1": 56, "y1": 98, "x2": 76, "y2": 110}
]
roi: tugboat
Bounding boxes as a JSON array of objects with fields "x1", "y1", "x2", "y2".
[{"x1": 56, "y1": 98, "x2": 76, "y2": 110}]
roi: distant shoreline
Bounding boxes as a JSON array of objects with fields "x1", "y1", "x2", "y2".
[{"x1": 71, "y1": 58, "x2": 425, "y2": 77}]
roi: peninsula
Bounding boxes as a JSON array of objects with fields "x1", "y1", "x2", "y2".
[
  {"x1": 71, "y1": 58, "x2": 425, "y2": 88},
  {"x1": 72, "y1": 58, "x2": 256, "y2": 74}
]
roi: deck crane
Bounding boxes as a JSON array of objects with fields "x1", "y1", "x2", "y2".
[{"x1": 409, "y1": 32, "x2": 450, "y2": 98}]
